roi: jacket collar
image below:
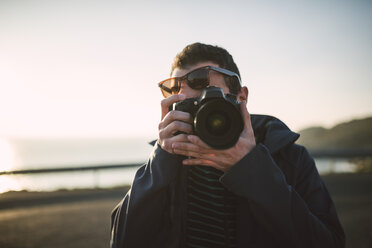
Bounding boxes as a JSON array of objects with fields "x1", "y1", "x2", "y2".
[{"x1": 251, "y1": 114, "x2": 299, "y2": 154}]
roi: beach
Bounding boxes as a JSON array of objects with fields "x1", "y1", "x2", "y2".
[{"x1": 0, "y1": 173, "x2": 371, "y2": 248}]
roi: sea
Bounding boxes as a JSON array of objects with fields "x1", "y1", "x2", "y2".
[{"x1": 0, "y1": 137, "x2": 358, "y2": 194}]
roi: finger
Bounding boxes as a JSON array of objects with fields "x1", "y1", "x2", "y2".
[
  {"x1": 173, "y1": 147, "x2": 218, "y2": 162},
  {"x1": 159, "y1": 134, "x2": 189, "y2": 152},
  {"x1": 159, "y1": 110, "x2": 193, "y2": 130},
  {"x1": 172, "y1": 141, "x2": 202, "y2": 153},
  {"x1": 191, "y1": 152, "x2": 221, "y2": 164},
  {"x1": 187, "y1": 135, "x2": 212, "y2": 150},
  {"x1": 169, "y1": 133, "x2": 190, "y2": 143},
  {"x1": 160, "y1": 94, "x2": 186, "y2": 120},
  {"x1": 172, "y1": 148, "x2": 202, "y2": 158},
  {"x1": 161, "y1": 120, "x2": 193, "y2": 137},
  {"x1": 182, "y1": 158, "x2": 215, "y2": 166}
]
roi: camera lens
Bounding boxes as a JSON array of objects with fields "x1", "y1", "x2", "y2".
[
  {"x1": 194, "y1": 99, "x2": 243, "y2": 149},
  {"x1": 206, "y1": 112, "x2": 230, "y2": 136}
]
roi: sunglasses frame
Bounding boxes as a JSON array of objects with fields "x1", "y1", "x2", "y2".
[{"x1": 158, "y1": 66, "x2": 241, "y2": 98}]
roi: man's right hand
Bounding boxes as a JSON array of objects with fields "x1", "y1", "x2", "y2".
[{"x1": 158, "y1": 94, "x2": 193, "y2": 154}]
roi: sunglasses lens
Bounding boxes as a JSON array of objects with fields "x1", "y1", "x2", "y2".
[
  {"x1": 160, "y1": 79, "x2": 180, "y2": 98},
  {"x1": 187, "y1": 69, "x2": 209, "y2": 89}
]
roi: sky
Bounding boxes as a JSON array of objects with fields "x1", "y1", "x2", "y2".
[{"x1": 0, "y1": 0, "x2": 371, "y2": 139}]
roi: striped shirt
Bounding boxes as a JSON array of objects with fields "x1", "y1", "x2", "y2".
[{"x1": 186, "y1": 165, "x2": 237, "y2": 248}]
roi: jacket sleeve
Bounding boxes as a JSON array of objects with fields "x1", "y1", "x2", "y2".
[
  {"x1": 110, "y1": 142, "x2": 183, "y2": 248},
  {"x1": 220, "y1": 144, "x2": 345, "y2": 248}
]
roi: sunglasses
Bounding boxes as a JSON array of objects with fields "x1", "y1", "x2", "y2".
[{"x1": 158, "y1": 66, "x2": 241, "y2": 98}]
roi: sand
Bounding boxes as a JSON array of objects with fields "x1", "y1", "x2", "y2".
[{"x1": 0, "y1": 174, "x2": 371, "y2": 248}]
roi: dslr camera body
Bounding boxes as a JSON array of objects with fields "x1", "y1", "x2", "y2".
[{"x1": 170, "y1": 86, "x2": 244, "y2": 149}]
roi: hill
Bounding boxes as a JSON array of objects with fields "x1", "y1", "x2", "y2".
[{"x1": 297, "y1": 116, "x2": 372, "y2": 151}]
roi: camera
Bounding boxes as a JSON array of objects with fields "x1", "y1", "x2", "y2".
[{"x1": 170, "y1": 86, "x2": 244, "y2": 149}]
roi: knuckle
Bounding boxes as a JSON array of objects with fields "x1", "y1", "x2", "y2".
[
  {"x1": 160, "y1": 98, "x2": 168, "y2": 107},
  {"x1": 158, "y1": 129, "x2": 163, "y2": 138},
  {"x1": 158, "y1": 129, "x2": 167, "y2": 139},
  {"x1": 158, "y1": 121, "x2": 164, "y2": 130},
  {"x1": 164, "y1": 111, "x2": 176, "y2": 124},
  {"x1": 180, "y1": 133, "x2": 188, "y2": 141},
  {"x1": 173, "y1": 121, "x2": 182, "y2": 129},
  {"x1": 170, "y1": 121, "x2": 182, "y2": 132},
  {"x1": 166, "y1": 121, "x2": 175, "y2": 131},
  {"x1": 168, "y1": 110, "x2": 176, "y2": 119},
  {"x1": 163, "y1": 139, "x2": 173, "y2": 150}
]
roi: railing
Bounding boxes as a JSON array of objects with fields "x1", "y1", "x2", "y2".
[
  {"x1": 309, "y1": 149, "x2": 372, "y2": 158},
  {"x1": 0, "y1": 163, "x2": 143, "y2": 176}
]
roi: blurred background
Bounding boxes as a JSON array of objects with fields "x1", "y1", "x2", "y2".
[{"x1": 0, "y1": 0, "x2": 371, "y2": 247}]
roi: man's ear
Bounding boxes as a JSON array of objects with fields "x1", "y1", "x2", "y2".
[{"x1": 237, "y1": 86, "x2": 248, "y2": 102}]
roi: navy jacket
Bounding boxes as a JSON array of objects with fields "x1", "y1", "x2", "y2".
[{"x1": 110, "y1": 115, "x2": 345, "y2": 248}]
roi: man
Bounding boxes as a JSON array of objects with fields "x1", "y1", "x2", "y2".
[{"x1": 110, "y1": 43, "x2": 345, "y2": 248}]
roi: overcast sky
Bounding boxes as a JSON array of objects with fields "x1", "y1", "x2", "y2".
[{"x1": 0, "y1": 0, "x2": 371, "y2": 139}]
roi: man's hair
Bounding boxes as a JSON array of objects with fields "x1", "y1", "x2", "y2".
[{"x1": 171, "y1": 42, "x2": 242, "y2": 95}]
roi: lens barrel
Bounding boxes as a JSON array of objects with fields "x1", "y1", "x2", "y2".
[{"x1": 194, "y1": 98, "x2": 243, "y2": 149}]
